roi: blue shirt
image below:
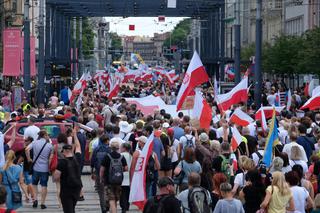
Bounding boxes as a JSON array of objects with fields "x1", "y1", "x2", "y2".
[
  {"x1": 297, "y1": 136, "x2": 315, "y2": 161},
  {"x1": 152, "y1": 137, "x2": 164, "y2": 161},
  {"x1": 60, "y1": 88, "x2": 69, "y2": 104},
  {"x1": 173, "y1": 126, "x2": 184, "y2": 140}
]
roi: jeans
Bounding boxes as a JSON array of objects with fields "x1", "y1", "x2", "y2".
[
  {"x1": 151, "y1": 170, "x2": 158, "y2": 196},
  {"x1": 146, "y1": 182, "x2": 153, "y2": 199},
  {"x1": 32, "y1": 171, "x2": 49, "y2": 187}
]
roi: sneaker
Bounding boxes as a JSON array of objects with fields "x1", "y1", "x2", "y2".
[
  {"x1": 78, "y1": 196, "x2": 85, "y2": 201},
  {"x1": 41, "y1": 204, "x2": 47, "y2": 209},
  {"x1": 32, "y1": 200, "x2": 38, "y2": 208}
]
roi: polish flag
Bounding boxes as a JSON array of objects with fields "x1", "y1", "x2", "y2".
[
  {"x1": 229, "y1": 108, "x2": 254, "y2": 126},
  {"x1": 260, "y1": 106, "x2": 268, "y2": 132},
  {"x1": 300, "y1": 91, "x2": 320, "y2": 110},
  {"x1": 123, "y1": 69, "x2": 140, "y2": 83},
  {"x1": 70, "y1": 72, "x2": 91, "y2": 103},
  {"x1": 312, "y1": 86, "x2": 320, "y2": 97},
  {"x1": 216, "y1": 77, "x2": 248, "y2": 111},
  {"x1": 304, "y1": 79, "x2": 314, "y2": 97},
  {"x1": 108, "y1": 75, "x2": 120, "y2": 99},
  {"x1": 231, "y1": 126, "x2": 243, "y2": 151},
  {"x1": 192, "y1": 91, "x2": 212, "y2": 129},
  {"x1": 176, "y1": 51, "x2": 209, "y2": 111},
  {"x1": 225, "y1": 66, "x2": 235, "y2": 80},
  {"x1": 129, "y1": 134, "x2": 154, "y2": 210},
  {"x1": 255, "y1": 106, "x2": 285, "y2": 120}
]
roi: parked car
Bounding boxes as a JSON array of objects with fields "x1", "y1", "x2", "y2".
[{"x1": 3, "y1": 118, "x2": 91, "y2": 164}]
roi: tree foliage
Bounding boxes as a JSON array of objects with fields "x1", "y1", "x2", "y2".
[
  {"x1": 163, "y1": 18, "x2": 191, "y2": 49},
  {"x1": 109, "y1": 32, "x2": 122, "y2": 50},
  {"x1": 81, "y1": 18, "x2": 95, "y2": 59},
  {"x1": 241, "y1": 27, "x2": 320, "y2": 75}
]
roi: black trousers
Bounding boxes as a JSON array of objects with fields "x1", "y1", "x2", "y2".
[
  {"x1": 60, "y1": 188, "x2": 81, "y2": 213},
  {"x1": 120, "y1": 186, "x2": 130, "y2": 212}
]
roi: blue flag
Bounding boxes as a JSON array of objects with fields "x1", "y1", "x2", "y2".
[{"x1": 262, "y1": 108, "x2": 279, "y2": 167}]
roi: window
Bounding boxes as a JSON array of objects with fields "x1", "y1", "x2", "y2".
[
  {"x1": 12, "y1": 0, "x2": 17, "y2": 12},
  {"x1": 286, "y1": 16, "x2": 303, "y2": 35},
  {"x1": 18, "y1": 125, "x2": 61, "y2": 138}
]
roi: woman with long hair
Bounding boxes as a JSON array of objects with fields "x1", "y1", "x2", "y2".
[
  {"x1": 260, "y1": 171, "x2": 295, "y2": 212},
  {"x1": 211, "y1": 173, "x2": 227, "y2": 210},
  {"x1": 239, "y1": 169, "x2": 265, "y2": 213},
  {"x1": 0, "y1": 150, "x2": 24, "y2": 210},
  {"x1": 200, "y1": 158, "x2": 214, "y2": 192},
  {"x1": 174, "y1": 147, "x2": 202, "y2": 192}
]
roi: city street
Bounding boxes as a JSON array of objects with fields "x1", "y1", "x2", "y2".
[{"x1": 18, "y1": 169, "x2": 139, "y2": 213}]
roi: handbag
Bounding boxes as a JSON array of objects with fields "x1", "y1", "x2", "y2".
[
  {"x1": 30, "y1": 141, "x2": 48, "y2": 174},
  {"x1": 173, "y1": 160, "x2": 185, "y2": 185},
  {"x1": 5, "y1": 171, "x2": 22, "y2": 203},
  {"x1": 49, "y1": 144, "x2": 58, "y2": 173}
]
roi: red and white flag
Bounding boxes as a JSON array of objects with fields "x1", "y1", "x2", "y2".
[
  {"x1": 129, "y1": 134, "x2": 154, "y2": 210},
  {"x1": 216, "y1": 77, "x2": 248, "y2": 111},
  {"x1": 300, "y1": 91, "x2": 320, "y2": 110},
  {"x1": 192, "y1": 90, "x2": 212, "y2": 129},
  {"x1": 70, "y1": 72, "x2": 91, "y2": 103},
  {"x1": 304, "y1": 79, "x2": 315, "y2": 97},
  {"x1": 229, "y1": 108, "x2": 254, "y2": 126},
  {"x1": 108, "y1": 75, "x2": 120, "y2": 99},
  {"x1": 176, "y1": 51, "x2": 209, "y2": 111},
  {"x1": 231, "y1": 126, "x2": 242, "y2": 151},
  {"x1": 260, "y1": 106, "x2": 268, "y2": 132},
  {"x1": 255, "y1": 106, "x2": 285, "y2": 120}
]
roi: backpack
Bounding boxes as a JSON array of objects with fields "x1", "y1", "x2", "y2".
[
  {"x1": 94, "y1": 144, "x2": 111, "y2": 171},
  {"x1": 184, "y1": 136, "x2": 195, "y2": 148},
  {"x1": 107, "y1": 153, "x2": 124, "y2": 185},
  {"x1": 65, "y1": 157, "x2": 82, "y2": 188},
  {"x1": 146, "y1": 154, "x2": 155, "y2": 183},
  {"x1": 143, "y1": 195, "x2": 171, "y2": 213},
  {"x1": 187, "y1": 187, "x2": 212, "y2": 213},
  {"x1": 220, "y1": 155, "x2": 231, "y2": 180}
]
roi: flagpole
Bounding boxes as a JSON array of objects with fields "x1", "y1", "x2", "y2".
[{"x1": 209, "y1": 80, "x2": 225, "y2": 116}]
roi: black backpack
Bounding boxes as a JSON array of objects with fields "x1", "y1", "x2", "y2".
[
  {"x1": 187, "y1": 187, "x2": 212, "y2": 213},
  {"x1": 65, "y1": 157, "x2": 82, "y2": 188},
  {"x1": 107, "y1": 154, "x2": 124, "y2": 185},
  {"x1": 143, "y1": 195, "x2": 171, "y2": 213},
  {"x1": 146, "y1": 154, "x2": 155, "y2": 183}
]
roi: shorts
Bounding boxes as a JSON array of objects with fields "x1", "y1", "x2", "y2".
[
  {"x1": 105, "y1": 185, "x2": 121, "y2": 201},
  {"x1": 24, "y1": 171, "x2": 32, "y2": 185},
  {"x1": 32, "y1": 171, "x2": 49, "y2": 187}
]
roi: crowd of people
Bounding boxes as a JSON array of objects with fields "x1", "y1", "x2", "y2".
[{"x1": 0, "y1": 75, "x2": 320, "y2": 213}]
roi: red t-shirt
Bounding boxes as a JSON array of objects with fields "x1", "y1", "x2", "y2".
[
  {"x1": 64, "y1": 112, "x2": 73, "y2": 120},
  {"x1": 95, "y1": 114, "x2": 104, "y2": 127}
]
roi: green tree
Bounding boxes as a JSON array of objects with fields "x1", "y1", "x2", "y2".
[
  {"x1": 298, "y1": 28, "x2": 320, "y2": 74},
  {"x1": 109, "y1": 32, "x2": 122, "y2": 50},
  {"x1": 81, "y1": 18, "x2": 95, "y2": 59},
  {"x1": 264, "y1": 35, "x2": 302, "y2": 74},
  {"x1": 163, "y1": 18, "x2": 191, "y2": 49}
]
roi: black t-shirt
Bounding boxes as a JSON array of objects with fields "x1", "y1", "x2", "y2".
[
  {"x1": 128, "y1": 130, "x2": 143, "y2": 153},
  {"x1": 244, "y1": 135, "x2": 258, "y2": 156},
  {"x1": 57, "y1": 152, "x2": 82, "y2": 191},
  {"x1": 242, "y1": 185, "x2": 266, "y2": 213},
  {"x1": 143, "y1": 194, "x2": 182, "y2": 213},
  {"x1": 210, "y1": 192, "x2": 220, "y2": 211},
  {"x1": 21, "y1": 149, "x2": 33, "y2": 172},
  {"x1": 100, "y1": 151, "x2": 127, "y2": 184}
]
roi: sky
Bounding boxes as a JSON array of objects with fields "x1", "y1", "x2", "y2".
[{"x1": 104, "y1": 17, "x2": 187, "y2": 37}]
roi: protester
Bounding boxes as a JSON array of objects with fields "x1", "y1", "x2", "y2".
[
  {"x1": 99, "y1": 141, "x2": 128, "y2": 213},
  {"x1": 0, "y1": 151, "x2": 23, "y2": 210},
  {"x1": 53, "y1": 127, "x2": 83, "y2": 213},
  {"x1": 143, "y1": 177, "x2": 181, "y2": 213},
  {"x1": 25, "y1": 130, "x2": 53, "y2": 209},
  {"x1": 120, "y1": 143, "x2": 132, "y2": 213}
]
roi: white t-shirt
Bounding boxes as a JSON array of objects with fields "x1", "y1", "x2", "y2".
[
  {"x1": 24, "y1": 125, "x2": 40, "y2": 141},
  {"x1": 171, "y1": 139, "x2": 179, "y2": 163},
  {"x1": 267, "y1": 94, "x2": 276, "y2": 106},
  {"x1": 234, "y1": 172, "x2": 246, "y2": 189},
  {"x1": 291, "y1": 185, "x2": 309, "y2": 213},
  {"x1": 289, "y1": 159, "x2": 308, "y2": 174},
  {"x1": 252, "y1": 150, "x2": 264, "y2": 166},
  {"x1": 283, "y1": 142, "x2": 308, "y2": 162},
  {"x1": 121, "y1": 152, "x2": 132, "y2": 186}
]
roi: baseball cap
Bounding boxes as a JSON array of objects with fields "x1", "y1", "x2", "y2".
[
  {"x1": 158, "y1": 176, "x2": 174, "y2": 188},
  {"x1": 135, "y1": 136, "x2": 148, "y2": 144}
]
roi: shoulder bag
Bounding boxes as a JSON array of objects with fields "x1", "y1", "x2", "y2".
[{"x1": 29, "y1": 141, "x2": 48, "y2": 174}]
